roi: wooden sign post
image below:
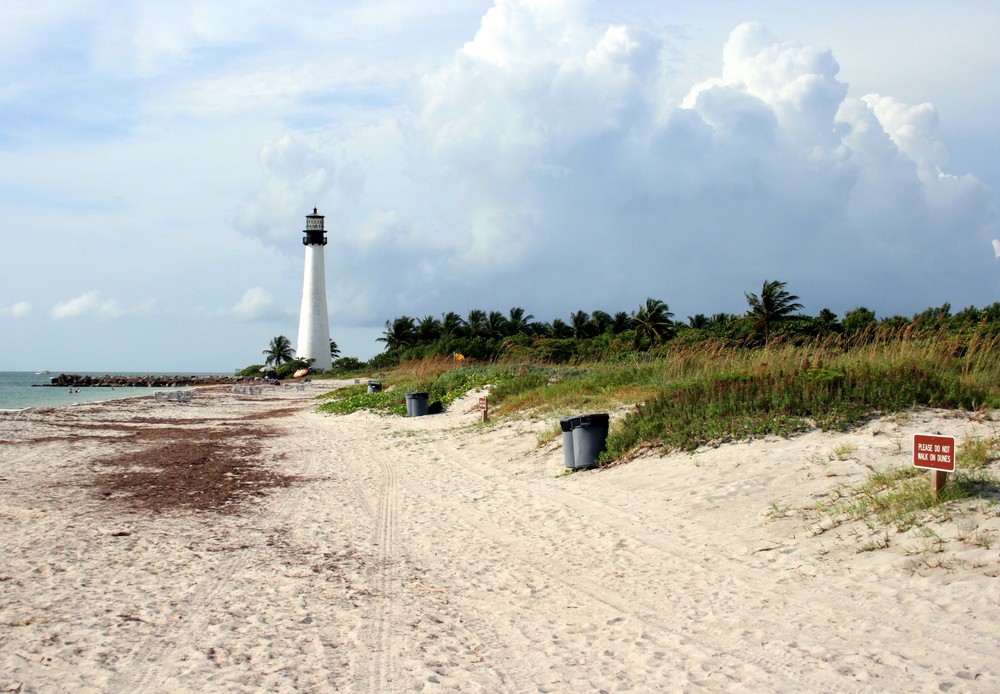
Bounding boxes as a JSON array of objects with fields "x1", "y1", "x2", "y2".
[
  {"x1": 913, "y1": 433, "x2": 956, "y2": 499},
  {"x1": 479, "y1": 396, "x2": 489, "y2": 423}
]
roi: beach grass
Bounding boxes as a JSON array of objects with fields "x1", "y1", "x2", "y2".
[
  {"x1": 318, "y1": 331, "x2": 1000, "y2": 467},
  {"x1": 807, "y1": 435, "x2": 1000, "y2": 546}
]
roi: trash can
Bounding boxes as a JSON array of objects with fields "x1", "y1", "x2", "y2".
[
  {"x1": 560, "y1": 416, "x2": 580, "y2": 469},
  {"x1": 406, "y1": 392, "x2": 429, "y2": 417},
  {"x1": 571, "y1": 413, "x2": 610, "y2": 469},
  {"x1": 368, "y1": 381, "x2": 382, "y2": 393}
]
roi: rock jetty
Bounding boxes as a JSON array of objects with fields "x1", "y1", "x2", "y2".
[{"x1": 45, "y1": 374, "x2": 237, "y2": 388}]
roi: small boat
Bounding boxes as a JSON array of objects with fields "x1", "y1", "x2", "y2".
[{"x1": 35, "y1": 370, "x2": 50, "y2": 375}]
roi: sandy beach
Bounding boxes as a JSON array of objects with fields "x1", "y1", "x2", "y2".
[{"x1": 2, "y1": 384, "x2": 999, "y2": 692}]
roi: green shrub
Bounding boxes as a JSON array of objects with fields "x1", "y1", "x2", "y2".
[{"x1": 603, "y1": 360, "x2": 989, "y2": 461}]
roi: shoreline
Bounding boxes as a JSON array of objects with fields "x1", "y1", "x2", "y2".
[{"x1": 2, "y1": 389, "x2": 999, "y2": 691}]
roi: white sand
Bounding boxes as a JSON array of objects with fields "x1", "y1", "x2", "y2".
[{"x1": 2, "y1": 384, "x2": 999, "y2": 692}]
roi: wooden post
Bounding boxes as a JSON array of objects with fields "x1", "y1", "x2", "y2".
[
  {"x1": 479, "y1": 396, "x2": 488, "y2": 423},
  {"x1": 930, "y1": 470, "x2": 948, "y2": 499}
]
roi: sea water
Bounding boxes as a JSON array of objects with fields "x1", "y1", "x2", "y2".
[{"x1": 0, "y1": 372, "x2": 223, "y2": 411}]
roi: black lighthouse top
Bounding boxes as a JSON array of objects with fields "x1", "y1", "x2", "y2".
[{"x1": 303, "y1": 207, "x2": 327, "y2": 246}]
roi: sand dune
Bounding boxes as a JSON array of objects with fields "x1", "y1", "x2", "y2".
[{"x1": 2, "y1": 384, "x2": 999, "y2": 692}]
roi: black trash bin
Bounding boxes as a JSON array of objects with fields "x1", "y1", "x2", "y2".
[
  {"x1": 406, "y1": 392, "x2": 429, "y2": 417},
  {"x1": 368, "y1": 381, "x2": 382, "y2": 393},
  {"x1": 571, "y1": 413, "x2": 610, "y2": 469},
  {"x1": 560, "y1": 416, "x2": 581, "y2": 469}
]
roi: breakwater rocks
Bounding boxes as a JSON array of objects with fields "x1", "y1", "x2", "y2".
[{"x1": 44, "y1": 374, "x2": 237, "y2": 388}]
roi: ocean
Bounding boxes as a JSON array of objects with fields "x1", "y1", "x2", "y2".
[{"x1": 0, "y1": 372, "x2": 225, "y2": 410}]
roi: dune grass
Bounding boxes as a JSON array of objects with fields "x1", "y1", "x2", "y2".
[
  {"x1": 318, "y1": 331, "x2": 999, "y2": 465},
  {"x1": 809, "y1": 436, "x2": 1000, "y2": 550},
  {"x1": 315, "y1": 332, "x2": 1000, "y2": 540}
]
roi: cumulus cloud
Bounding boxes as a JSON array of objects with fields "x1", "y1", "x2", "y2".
[
  {"x1": 240, "y1": 4, "x2": 1000, "y2": 324},
  {"x1": 233, "y1": 135, "x2": 341, "y2": 241},
  {"x1": 230, "y1": 287, "x2": 285, "y2": 322},
  {"x1": 0, "y1": 300, "x2": 31, "y2": 318},
  {"x1": 50, "y1": 291, "x2": 153, "y2": 320}
]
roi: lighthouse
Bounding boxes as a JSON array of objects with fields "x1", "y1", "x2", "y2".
[{"x1": 296, "y1": 207, "x2": 333, "y2": 371}]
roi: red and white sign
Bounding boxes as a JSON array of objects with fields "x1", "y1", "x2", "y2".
[
  {"x1": 913, "y1": 433, "x2": 956, "y2": 472},
  {"x1": 478, "y1": 397, "x2": 488, "y2": 410}
]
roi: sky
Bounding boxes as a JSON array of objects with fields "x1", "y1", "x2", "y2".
[{"x1": 2, "y1": 0, "x2": 998, "y2": 372}]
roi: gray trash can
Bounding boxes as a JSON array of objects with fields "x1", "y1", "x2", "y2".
[
  {"x1": 571, "y1": 413, "x2": 610, "y2": 469},
  {"x1": 560, "y1": 416, "x2": 580, "y2": 469},
  {"x1": 368, "y1": 381, "x2": 381, "y2": 393},
  {"x1": 406, "y1": 392, "x2": 429, "y2": 417}
]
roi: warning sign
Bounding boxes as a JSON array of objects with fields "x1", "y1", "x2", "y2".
[{"x1": 913, "y1": 433, "x2": 956, "y2": 472}]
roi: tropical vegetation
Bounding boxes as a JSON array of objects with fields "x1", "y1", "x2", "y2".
[
  {"x1": 365, "y1": 281, "x2": 1000, "y2": 369},
  {"x1": 263, "y1": 335, "x2": 295, "y2": 365},
  {"x1": 309, "y1": 280, "x2": 1000, "y2": 544}
]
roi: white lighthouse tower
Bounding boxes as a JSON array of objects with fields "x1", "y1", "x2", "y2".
[{"x1": 296, "y1": 207, "x2": 333, "y2": 371}]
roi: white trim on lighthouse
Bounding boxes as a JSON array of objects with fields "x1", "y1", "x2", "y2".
[{"x1": 296, "y1": 208, "x2": 333, "y2": 371}]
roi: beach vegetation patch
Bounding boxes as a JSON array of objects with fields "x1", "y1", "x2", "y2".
[
  {"x1": 317, "y1": 384, "x2": 406, "y2": 416},
  {"x1": 320, "y1": 305, "x2": 999, "y2": 467},
  {"x1": 809, "y1": 442, "x2": 1000, "y2": 550}
]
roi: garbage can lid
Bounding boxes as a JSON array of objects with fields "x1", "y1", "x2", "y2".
[
  {"x1": 559, "y1": 416, "x2": 581, "y2": 432},
  {"x1": 578, "y1": 413, "x2": 610, "y2": 427},
  {"x1": 406, "y1": 391, "x2": 429, "y2": 398}
]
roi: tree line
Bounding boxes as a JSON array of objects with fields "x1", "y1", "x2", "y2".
[
  {"x1": 372, "y1": 280, "x2": 1000, "y2": 366},
  {"x1": 244, "y1": 280, "x2": 1000, "y2": 375}
]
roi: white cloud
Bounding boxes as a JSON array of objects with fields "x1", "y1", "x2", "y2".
[
  {"x1": 233, "y1": 8, "x2": 1000, "y2": 329},
  {"x1": 231, "y1": 287, "x2": 284, "y2": 322},
  {"x1": 234, "y1": 135, "x2": 343, "y2": 242},
  {"x1": 0, "y1": 301, "x2": 31, "y2": 318},
  {"x1": 993, "y1": 240, "x2": 1000, "y2": 259},
  {"x1": 50, "y1": 291, "x2": 153, "y2": 320}
]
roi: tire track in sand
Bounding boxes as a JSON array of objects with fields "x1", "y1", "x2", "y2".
[
  {"x1": 377, "y1": 425, "x2": 848, "y2": 690},
  {"x1": 415, "y1": 431, "x2": 1000, "y2": 678},
  {"x1": 360, "y1": 450, "x2": 399, "y2": 692}
]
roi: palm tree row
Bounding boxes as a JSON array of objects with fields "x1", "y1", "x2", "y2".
[
  {"x1": 377, "y1": 301, "x2": 672, "y2": 354},
  {"x1": 378, "y1": 282, "x2": 806, "y2": 358},
  {"x1": 375, "y1": 279, "x2": 1000, "y2": 365}
]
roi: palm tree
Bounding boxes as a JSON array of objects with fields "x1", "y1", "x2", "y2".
[
  {"x1": 632, "y1": 298, "x2": 675, "y2": 348},
  {"x1": 417, "y1": 315, "x2": 442, "y2": 343},
  {"x1": 441, "y1": 311, "x2": 466, "y2": 338},
  {"x1": 687, "y1": 314, "x2": 709, "y2": 329},
  {"x1": 465, "y1": 309, "x2": 487, "y2": 339},
  {"x1": 263, "y1": 335, "x2": 295, "y2": 366},
  {"x1": 330, "y1": 340, "x2": 341, "y2": 360},
  {"x1": 507, "y1": 307, "x2": 534, "y2": 335},
  {"x1": 816, "y1": 308, "x2": 840, "y2": 334},
  {"x1": 745, "y1": 280, "x2": 803, "y2": 344},
  {"x1": 612, "y1": 311, "x2": 633, "y2": 334},
  {"x1": 591, "y1": 310, "x2": 613, "y2": 334},
  {"x1": 484, "y1": 311, "x2": 510, "y2": 339},
  {"x1": 710, "y1": 313, "x2": 738, "y2": 329},
  {"x1": 377, "y1": 316, "x2": 416, "y2": 353},
  {"x1": 550, "y1": 318, "x2": 574, "y2": 339},
  {"x1": 532, "y1": 321, "x2": 553, "y2": 337},
  {"x1": 570, "y1": 310, "x2": 593, "y2": 339}
]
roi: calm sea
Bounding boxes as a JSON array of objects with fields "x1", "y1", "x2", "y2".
[{"x1": 0, "y1": 372, "x2": 225, "y2": 410}]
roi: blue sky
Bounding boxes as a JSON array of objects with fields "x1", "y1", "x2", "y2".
[{"x1": 2, "y1": 0, "x2": 998, "y2": 371}]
